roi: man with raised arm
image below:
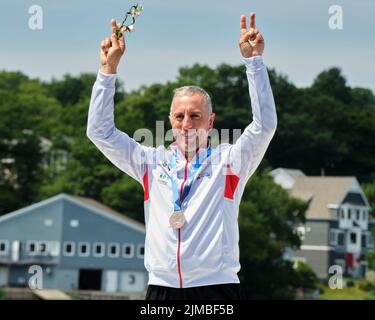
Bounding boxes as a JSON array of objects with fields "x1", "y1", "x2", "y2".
[{"x1": 87, "y1": 12, "x2": 277, "y2": 300}]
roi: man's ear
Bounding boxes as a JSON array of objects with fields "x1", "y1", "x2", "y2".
[{"x1": 208, "y1": 113, "x2": 215, "y2": 130}]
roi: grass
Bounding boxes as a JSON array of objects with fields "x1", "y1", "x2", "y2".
[{"x1": 318, "y1": 284, "x2": 375, "y2": 300}]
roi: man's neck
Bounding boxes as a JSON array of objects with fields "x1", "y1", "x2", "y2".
[{"x1": 184, "y1": 141, "x2": 210, "y2": 162}]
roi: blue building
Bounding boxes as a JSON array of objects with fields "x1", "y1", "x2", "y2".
[{"x1": 0, "y1": 194, "x2": 147, "y2": 293}]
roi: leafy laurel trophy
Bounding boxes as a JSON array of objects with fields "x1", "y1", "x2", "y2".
[{"x1": 116, "y1": 3, "x2": 144, "y2": 38}]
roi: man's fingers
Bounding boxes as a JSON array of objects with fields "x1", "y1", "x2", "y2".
[
  {"x1": 240, "y1": 15, "x2": 247, "y2": 35},
  {"x1": 111, "y1": 19, "x2": 117, "y2": 35},
  {"x1": 255, "y1": 32, "x2": 264, "y2": 43},
  {"x1": 111, "y1": 34, "x2": 119, "y2": 49},
  {"x1": 250, "y1": 12, "x2": 256, "y2": 29},
  {"x1": 105, "y1": 37, "x2": 111, "y2": 47},
  {"x1": 119, "y1": 27, "x2": 126, "y2": 51}
]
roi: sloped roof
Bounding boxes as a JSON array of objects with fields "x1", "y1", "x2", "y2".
[
  {"x1": 71, "y1": 195, "x2": 145, "y2": 230},
  {"x1": 290, "y1": 177, "x2": 355, "y2": 219},
  {"x1": 279, "y1": 168, "x2": 306, "y2": 180},
  {"x1": 0, "y1": 194, "x2": 145, "y2": 233}
]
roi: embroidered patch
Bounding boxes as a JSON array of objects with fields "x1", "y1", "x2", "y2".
[{"x1": 158, "y1": 172, "x2": 169, "y2": 185}]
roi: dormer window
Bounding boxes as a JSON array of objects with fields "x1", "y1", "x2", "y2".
[{"x1": 340, "y1": 208, "x2": 345, "y2": 219}]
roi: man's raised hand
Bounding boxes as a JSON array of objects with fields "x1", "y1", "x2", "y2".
[
  {"x1": 100, "y1": 19, "x2": 126, "y2": 74},
  {"x1": 239, "y1": 12, "x2": 265, "y2": 58}
]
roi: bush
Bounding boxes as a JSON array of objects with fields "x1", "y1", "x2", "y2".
[
  {"x1": 0, "y1": 288, "x2": 5, "y2": 300},
  {"x1": 295, "y1": 261, "x2": 319, "y2": 290},
  {"x1": 345, "y1": 279, "x2": 355, "y2": 287},
  {"x1": 358, "y1": 279, "x2": 375, "y2": 292}
]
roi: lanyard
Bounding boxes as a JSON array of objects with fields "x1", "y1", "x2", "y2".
[{"x1": 166, "y1": 147, "x2": 212, "y2": 212}]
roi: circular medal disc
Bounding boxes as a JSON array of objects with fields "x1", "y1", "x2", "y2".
[{"x1": 169, "y1": 211, "x2": 186, "y2": 229}]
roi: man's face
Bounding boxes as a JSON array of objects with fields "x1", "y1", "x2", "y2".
[{"x1": 170, "y1": 94, "x2": 215, "y2": 154}]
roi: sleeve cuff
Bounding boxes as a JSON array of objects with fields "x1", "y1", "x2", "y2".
[
  {"x1": 243, "y1": 56, "x2": 264, "y2": 72},
  {"x1": 97, "y1": 70, "x2": 117, "y2": 88}
]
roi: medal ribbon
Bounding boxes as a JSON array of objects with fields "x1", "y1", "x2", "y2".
[{"x1": 164, "y1": 147, "x2": 212, "y2": 212}]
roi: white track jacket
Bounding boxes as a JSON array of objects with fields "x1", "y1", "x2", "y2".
[{"x1": 87, "y1": 56, "x2": 277, "y2": 288}]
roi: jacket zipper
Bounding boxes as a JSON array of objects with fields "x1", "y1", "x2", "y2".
[{"x1": 177, "y1": 159, "x2": 188, "y2": 288}]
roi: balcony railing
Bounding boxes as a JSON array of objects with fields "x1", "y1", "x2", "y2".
[{"x1": 0, "y1": 252, "x2": 59, "y2": 265}]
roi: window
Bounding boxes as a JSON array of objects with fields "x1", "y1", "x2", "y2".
[
  {"x1": 137, "y1": 244, "x2": 145, "y2": 258},
  {"x1": 48, "y1": 241, "x2": 60, "y2": 256},
  {"x1": 39, "y1": 242, "x2": 48, "y2": 255},
  {"x1": 368, "y1": 234, "x2": 374, "y2": 248},
  {"x1": 340, "y1": 208, "x2": 345, "y2": 219},
  {"x1": 0, "y1": 240, "x2": 8, "y2": 255},
  {"x1": 356, "y1": 209, "x2": 360, "y2": 220},
  {"x1": 330, "y1": 230, "x2": 338, "y2": 246},
  {"x1": 338, "y1": 233, "x2": 345, "y2": 246},
  {"x1": 350, "y1": 232, "x2": 357, "y2": 245},
  {"x1": 93, "y1": 243, "x2": 105, "y2": 257},
  {"x1": 70, "y1": 220, "x2": 79, "y2": 228},
  {"x1": 348, "y1": 209, "x2": 352, "y2": 219},
  {"x1": 123, "y1": 244, "x2": 134, "y2": 258},
  {"x1": 364, "y1": 211, "x2": 368, "y2": 221},
  {"x1": 44, "y1": 219, "x2": 53, "y2": 227},
  {"x1": 27, "y1": 241, "x2": 37, "y2": 255},
  {"x1": 78, "y1": 242, "x2": 90, "y2": 257},
  {"x1": 108, "y1": 243, "x2": 119, "y2": 258},
  {"x1": 63, "y1": 242, "x2": 75, "y2": 256},
  {"x1": 362, "y1": 234, "x2": 367, "y2": 248}
]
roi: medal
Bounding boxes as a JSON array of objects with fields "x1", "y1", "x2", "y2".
[
  {"x1": 164, "y1": 146, "x2": 212, "y2": 230},
  {"x1": 169, "y1": 211, "x2": 186, "y2": 229}
]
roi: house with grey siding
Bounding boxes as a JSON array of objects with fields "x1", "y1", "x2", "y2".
[
  {"x1": 270, "y1": 168, "x2": 374, "y2": 279},
  {"x1": 0, "y1": 193, "x2": 147, "y2": 293}
]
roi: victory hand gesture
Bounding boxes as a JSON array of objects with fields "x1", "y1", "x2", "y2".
[
  {"x1": 100, "y1": 19, "x2": 126, "y2": 74},
  {"x1": 239, "y1": 12, "x2": 265, "y2": 58}
]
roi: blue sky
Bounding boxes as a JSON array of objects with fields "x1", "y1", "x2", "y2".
[{"x1": 1, "y1": 0, "x2": 374, "y2": 92}]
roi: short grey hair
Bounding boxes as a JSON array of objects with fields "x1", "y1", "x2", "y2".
[{"x1": 170, "y1": 86, "x2": 213, "y2": 116}]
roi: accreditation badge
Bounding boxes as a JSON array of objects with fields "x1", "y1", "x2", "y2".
[{"x1": 169, "y1": 211, "x2": 186, "y2": 229}]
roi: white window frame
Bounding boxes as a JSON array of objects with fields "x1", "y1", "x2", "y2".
[
  {"x1": 368, "y1": 234, "x2": 374, "y2": 248},
  {"x1": 350, "y1": 232, "x2": 357, "y2": 245},
  {"x1": 93, "y1": 242, "x2": 105, "y2": 258},
  {"x1": 44, "y1": 219, "x2": 53, "y2": 227},
  {"x1": 70, "y1": 219, "x2": 79, "y2": 228},
  {"x1": 356, "y1": 209, "x2": 360, "y2": 220},
  {"x1": 63, "y1": 241, "x2": 75, "y2": 257},
  {"x1": 122, "y1": 243, "x2": 134, "y2": 258},
  {"x1": 26, "y1": 241, "x2": 38, "y2": 256},
  {"x1": 330, "y1": 229, "x2": 339, "y2": 246},
  {"x1": 38, "y1": 241, "x2": 49, "y2": 256},
  {"x1": 137, "y1": 244, "x2": 145, "y2": 258},
  {"x1": 337, "y1": 231, "x2": 345, "y2": 247},
  {"x1": 78, "y1": 242, "x2": 90, "y2": 257},
  {"x1": 0, "y1": 240, "x2": 9, "y2": 256},
  {"x1": 340, "y1": 208, "x2": 345, "y2": 219},
  {"x1": 48, "y1": 241, "x2": 60, "y2": 256},
  {"x1": 108, "y1": 243, "x2": 120, "y2": 258}
]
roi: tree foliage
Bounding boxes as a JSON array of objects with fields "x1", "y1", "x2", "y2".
[{"x1": 1, "y1": 63, "x2": 374, "y2": 298}]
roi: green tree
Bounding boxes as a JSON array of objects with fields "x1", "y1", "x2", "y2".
[{"x1": 238, "y1": 170, "x2": 308, "y2": 299}]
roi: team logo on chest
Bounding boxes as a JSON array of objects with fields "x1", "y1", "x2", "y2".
[{"x1": 157, "y1": 172, "x2": 169, "y2": 185}]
